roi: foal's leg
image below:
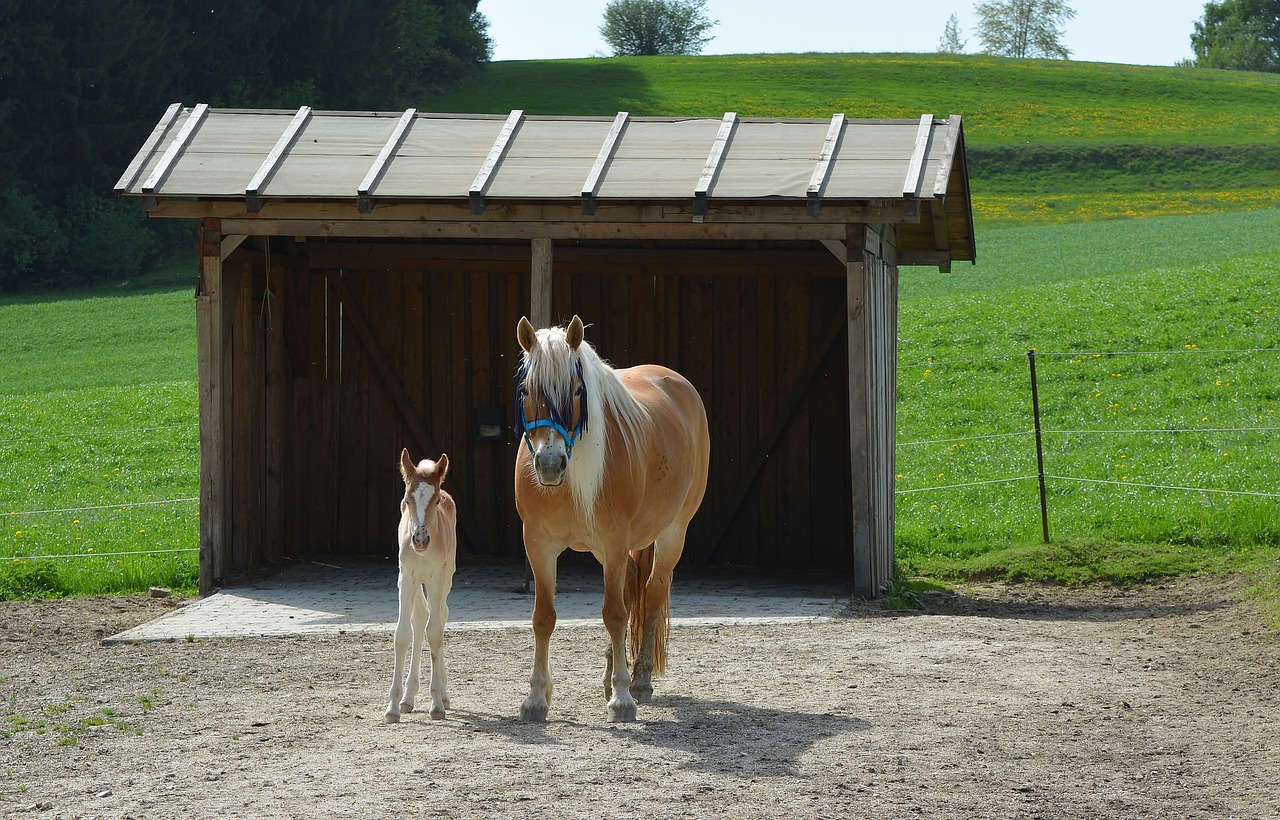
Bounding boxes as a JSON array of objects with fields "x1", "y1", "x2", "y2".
[
  {"x1": 385, "y1": 572, "x2": 415, "y2": 723},
  {"x1": 520, "y1": 548, "x2": 559, "y2": 722},
  {"x1": 425, "y1": 571, "x2": 451, "y2": 720},
  {"x1": 602, "y1": 556, "x2": 638, "y2": 723},
  {"x1": 402, "y1": 582, "x2": 428, "y2": 714}
]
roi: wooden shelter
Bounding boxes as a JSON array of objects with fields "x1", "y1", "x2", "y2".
[{"x1": 116, "y1": 105, "x2": 976, "y2": 597}]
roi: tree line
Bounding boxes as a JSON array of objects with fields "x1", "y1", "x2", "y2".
[{"x1": 0, "y1": 0, "x2": 491, "y2": 292}]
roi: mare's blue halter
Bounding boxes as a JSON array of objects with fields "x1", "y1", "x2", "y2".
[{"x1": 515, "y1": 359, "x2": 588, "y2": 460}]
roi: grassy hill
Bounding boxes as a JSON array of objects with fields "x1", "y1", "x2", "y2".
[
  {"x1": 2, "y1": 53, "x2": 1278, "y2": 613},
  {"x1": 427, "y1": 53, "x2": 1280, "y2": 223}
]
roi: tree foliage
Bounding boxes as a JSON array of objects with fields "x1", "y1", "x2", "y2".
[
  {"x1": 974, "y1": 0, "x2": 1076, "y2": 59},
  {"x1": 938, "y1": 13, "x2": 968, "y2": 54},
  {"x1": 1191, "y1": 0, "x2": 1280, "y2": 72},
  {"x1": 600, "y1": 0, "x2": 717, "y2": 57},
  {"x1": 0, "y1": 0, "x2": 492, "y2": 292}
]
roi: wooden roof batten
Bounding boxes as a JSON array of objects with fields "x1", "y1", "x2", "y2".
[
  {"x1": 581, "y1": 111, "x2": 629, "y2": 216},
  {"x1": 115, "y1": 105, "x2": 978, "y2": 269},
  {"x1": 468, "y1": 109, "x2": 525, "y2": 215},
  {"x1": 357, "y1": 108, "x2": 417, "y2": 214},
  {"x1": 246, "y1": 106, "x2": 313, "y2": 213},
  {"x1": 693, "y1": 112, "x2": 738, "y2": 220}
]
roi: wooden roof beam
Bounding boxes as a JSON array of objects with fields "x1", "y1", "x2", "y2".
[
  {"x1": 469, "y1": 109, "x2": 525, "y2": 215},
  {"x1": 246, "y1": 106, "x2": 312, "y2": 213},
  {"x1": 357, "y1": 108, "x2": 417, "y2": 214},
  {"x1": 114, "y1": 102, "x2": 183, "y2": 196},
  {"x1": 693, "y1": 112, "x2": 737, "y2": 220},
  {"x1": 933, "y1": 114, "x2": 963, "y2": 198},
  {"x1": 806, "y1": 113, "x2": 845, "y2": 217},
  {"x1": 581, "y1": 112, "x2": 629, "y2": 215},
  {"x1": 901, "y1": 113, "x2": 934, "y2": 199},
  {"x1": 140, "y1": 103, "x2": 209, "y2": 206}
]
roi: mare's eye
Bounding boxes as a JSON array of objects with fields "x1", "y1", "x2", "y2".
[{"x1": 574, "y1": 386, "x2": 585, "y2": 397}]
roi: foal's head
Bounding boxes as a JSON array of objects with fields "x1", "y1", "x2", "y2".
[
  {"x1": 398, "y1": 448, "x2": 449, "y2": 552},
  {"x1": 515, "y1": 315, "x2": 588, "y2": 487}
]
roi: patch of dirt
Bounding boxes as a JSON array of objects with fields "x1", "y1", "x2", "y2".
[{"x1": 2, "y1": 576, "x2": 1278, "y2": 819}]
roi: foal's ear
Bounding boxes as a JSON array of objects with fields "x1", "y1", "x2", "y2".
[
  {"x1": 566, "y1": 315, "x2": 584, "y2": 351},
  {"x1": 517, "y1": 316, "x2": 538, "y2": 353},
  {"x1": 399, "y1": 448, "x2": 416, "y2": 483},
  {"x1": 434, "y1": 453, "x2": 449, "y2": 484}
]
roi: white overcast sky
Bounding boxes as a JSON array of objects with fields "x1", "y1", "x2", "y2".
[{"x1": 476, "y1": 0, "x2": 1206, "y2": 66}]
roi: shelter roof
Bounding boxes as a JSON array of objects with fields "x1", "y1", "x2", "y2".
[{"x1": 117, "y1": 105, "x2": 976, "y2": 269}]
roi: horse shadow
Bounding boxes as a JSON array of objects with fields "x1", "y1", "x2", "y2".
[
  {"x1": 615, "y1": 694, "x2": 870, "y2": 777},
  {"x1": 426, "y1": 696, "x2": 868, "y2": 778}
]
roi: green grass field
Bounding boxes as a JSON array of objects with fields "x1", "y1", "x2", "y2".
[{"x1": 2, "y1": 53, "x2": 1279, "y2": 618}]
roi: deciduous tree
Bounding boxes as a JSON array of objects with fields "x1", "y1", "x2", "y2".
[
  {"x1": 938, "y1": 12, "x2": 968, "y2": 53},
  {"x1": 974, "y1": 0, "x2": 1075, "y2": 59},
  {"x1": 600, "y1": 0, "x2": 717, "y2": 57},
  {"x1": 1191, "y1": 0, "x2": 1280, "y2": 73}
]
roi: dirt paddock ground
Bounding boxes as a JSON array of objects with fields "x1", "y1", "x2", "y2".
[{"x1": 2, "y1": 574, "x2": 1278, "y2": 819}]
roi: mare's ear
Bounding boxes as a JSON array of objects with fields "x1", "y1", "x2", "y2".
[
  {"x1": 517, "y1": 316, "x2": 538, "y2": 353},
  {"x1": 566, "y1": 315, "x2": 584, "y2": 351},
  {"x1": 399, "y1": 448, "x2": 416, "y2": 484},
  {"x1": 434, "y1": 453, "x2": 449, "y2": 484}
]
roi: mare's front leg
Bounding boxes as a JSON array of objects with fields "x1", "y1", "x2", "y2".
[
  {"x1": 425, "y1": 572, "x2": 452, "y2": 720},
  {"x1": 384, "y1": 572, "x2": 417, "y2": 723},
  {"x1": 520, "y1": 547, "x2": 558, "y2": 722},
  {"x1": 602, "y1": 557, "x2": 637, "y2": 723}
]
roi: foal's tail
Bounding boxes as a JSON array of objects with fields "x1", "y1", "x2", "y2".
[{"x1": 627, "y1": 546, "x2": 670, "y2": 676}]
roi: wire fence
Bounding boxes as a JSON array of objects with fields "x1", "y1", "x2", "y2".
[
  {"x1": 3, "y1": 345, "x2": 1278, "y2": 567},
  {"x1": 894, "y1": 344, "x2": 1280, "y2": 543}
]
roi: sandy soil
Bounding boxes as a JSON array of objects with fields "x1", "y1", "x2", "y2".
[{"x1": 2, "y1": 575, "x2": 1278, "y2": 819}]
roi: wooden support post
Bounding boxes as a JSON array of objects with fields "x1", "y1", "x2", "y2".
[
  {"x1": 525, "y1": 238, "x2": 554, "y2": 591},
  {"x1": 845, "y1": 223, "x2": 899, "y2": 599},
  {"x1": 531, "y1": 238, "x2": 553, "y2": 328},
  {"x1": 845, "y1": 228, "x2": 873, "y2": 598},
  {"x1": 196, "y1": 218, "x2": 226, "y2": 595}
]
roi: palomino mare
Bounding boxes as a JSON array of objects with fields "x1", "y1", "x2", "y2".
[
  {"x1": 513, "y1": 315, "x2": 711, "y2": 723},
  {"x1": 385, "y1": 449, "x2": 457, "y2": 723}
]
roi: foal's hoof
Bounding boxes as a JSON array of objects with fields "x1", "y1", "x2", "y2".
[
  {"x1": 400, "y1": 701, "x2": 414, "y2": 713},
  {"x1": 429, "y1": 707, "x2": 446, "y2": 720},
  {"x1": 384, "y1": 712, "x2": 400, "y2": 724}
]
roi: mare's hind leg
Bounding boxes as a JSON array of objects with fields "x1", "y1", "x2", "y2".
[
  {"x1": 520, "y1": 546, "x2": 559, "y2": 722},
  {"x1": 602, "y1": 556, "x2": 637, "y2": 723},
  {"x1": 630, "y1": 525, "x2": 686, "y2": 704},
  {"x1": 604, "y1": 553, "x2": 643, "y2": 700}
]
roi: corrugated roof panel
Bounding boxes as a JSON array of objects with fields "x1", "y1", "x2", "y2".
[
  {"x1": 595, "y1": 119, "x2": 723, "y2": 197},
  {"x1": 486, "y1": 119, "x2": 615, "y2": 199},
  {"x1": 712, "y1": 121, "x2": 830, "y2": 198},
  {"x1": 258, "y1": 113, "x2": 407, "y2": 198},
  {"x1": 370, "y1": 116, "x2": 508, "y2": 197}
]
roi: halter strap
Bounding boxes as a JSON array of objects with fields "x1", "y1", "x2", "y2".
[{"x1": 515, "y1": 359, "x2": 587, "y2": 460}]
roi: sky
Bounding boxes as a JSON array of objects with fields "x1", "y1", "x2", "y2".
[{"x1": 476, "y1": 0, "x2": 1207, "y2": 67}]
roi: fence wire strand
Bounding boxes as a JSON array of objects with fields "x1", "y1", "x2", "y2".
[{"x1": 5, "y1": 497, "x2": 198, "y2": 517}]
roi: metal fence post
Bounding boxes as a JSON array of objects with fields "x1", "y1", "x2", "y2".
[{"x1": 1028, "y1": 349, "x2": 1050, "y2": 543}]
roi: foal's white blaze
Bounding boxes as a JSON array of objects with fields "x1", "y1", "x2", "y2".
[{"x1": 410, "y1": 480, "x2": 435, "y2": 551}]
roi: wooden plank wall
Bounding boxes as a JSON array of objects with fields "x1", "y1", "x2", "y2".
[{"x1": 210, "y1": 242, "x2": 871, "y2": 582}]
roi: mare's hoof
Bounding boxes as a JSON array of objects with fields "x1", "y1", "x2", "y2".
[
  {"x1": 629, "y1": 682, "x2": 653, "y2": 704},
  {"x1": 400, "y1": 701, "x2": 414, "y2": 713},
  {"x1": 608, "y1": 702, "x2": 637, "y2": 723},
  {"x1": 430, "y1": 707, "x2": 446, "y2": 720},
  {"x1": 520, "y1": 701, "x2": 549, "y2": 722},
  {"x1": 384, "y1": 712, "x2": 400, "y2": 724}
]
